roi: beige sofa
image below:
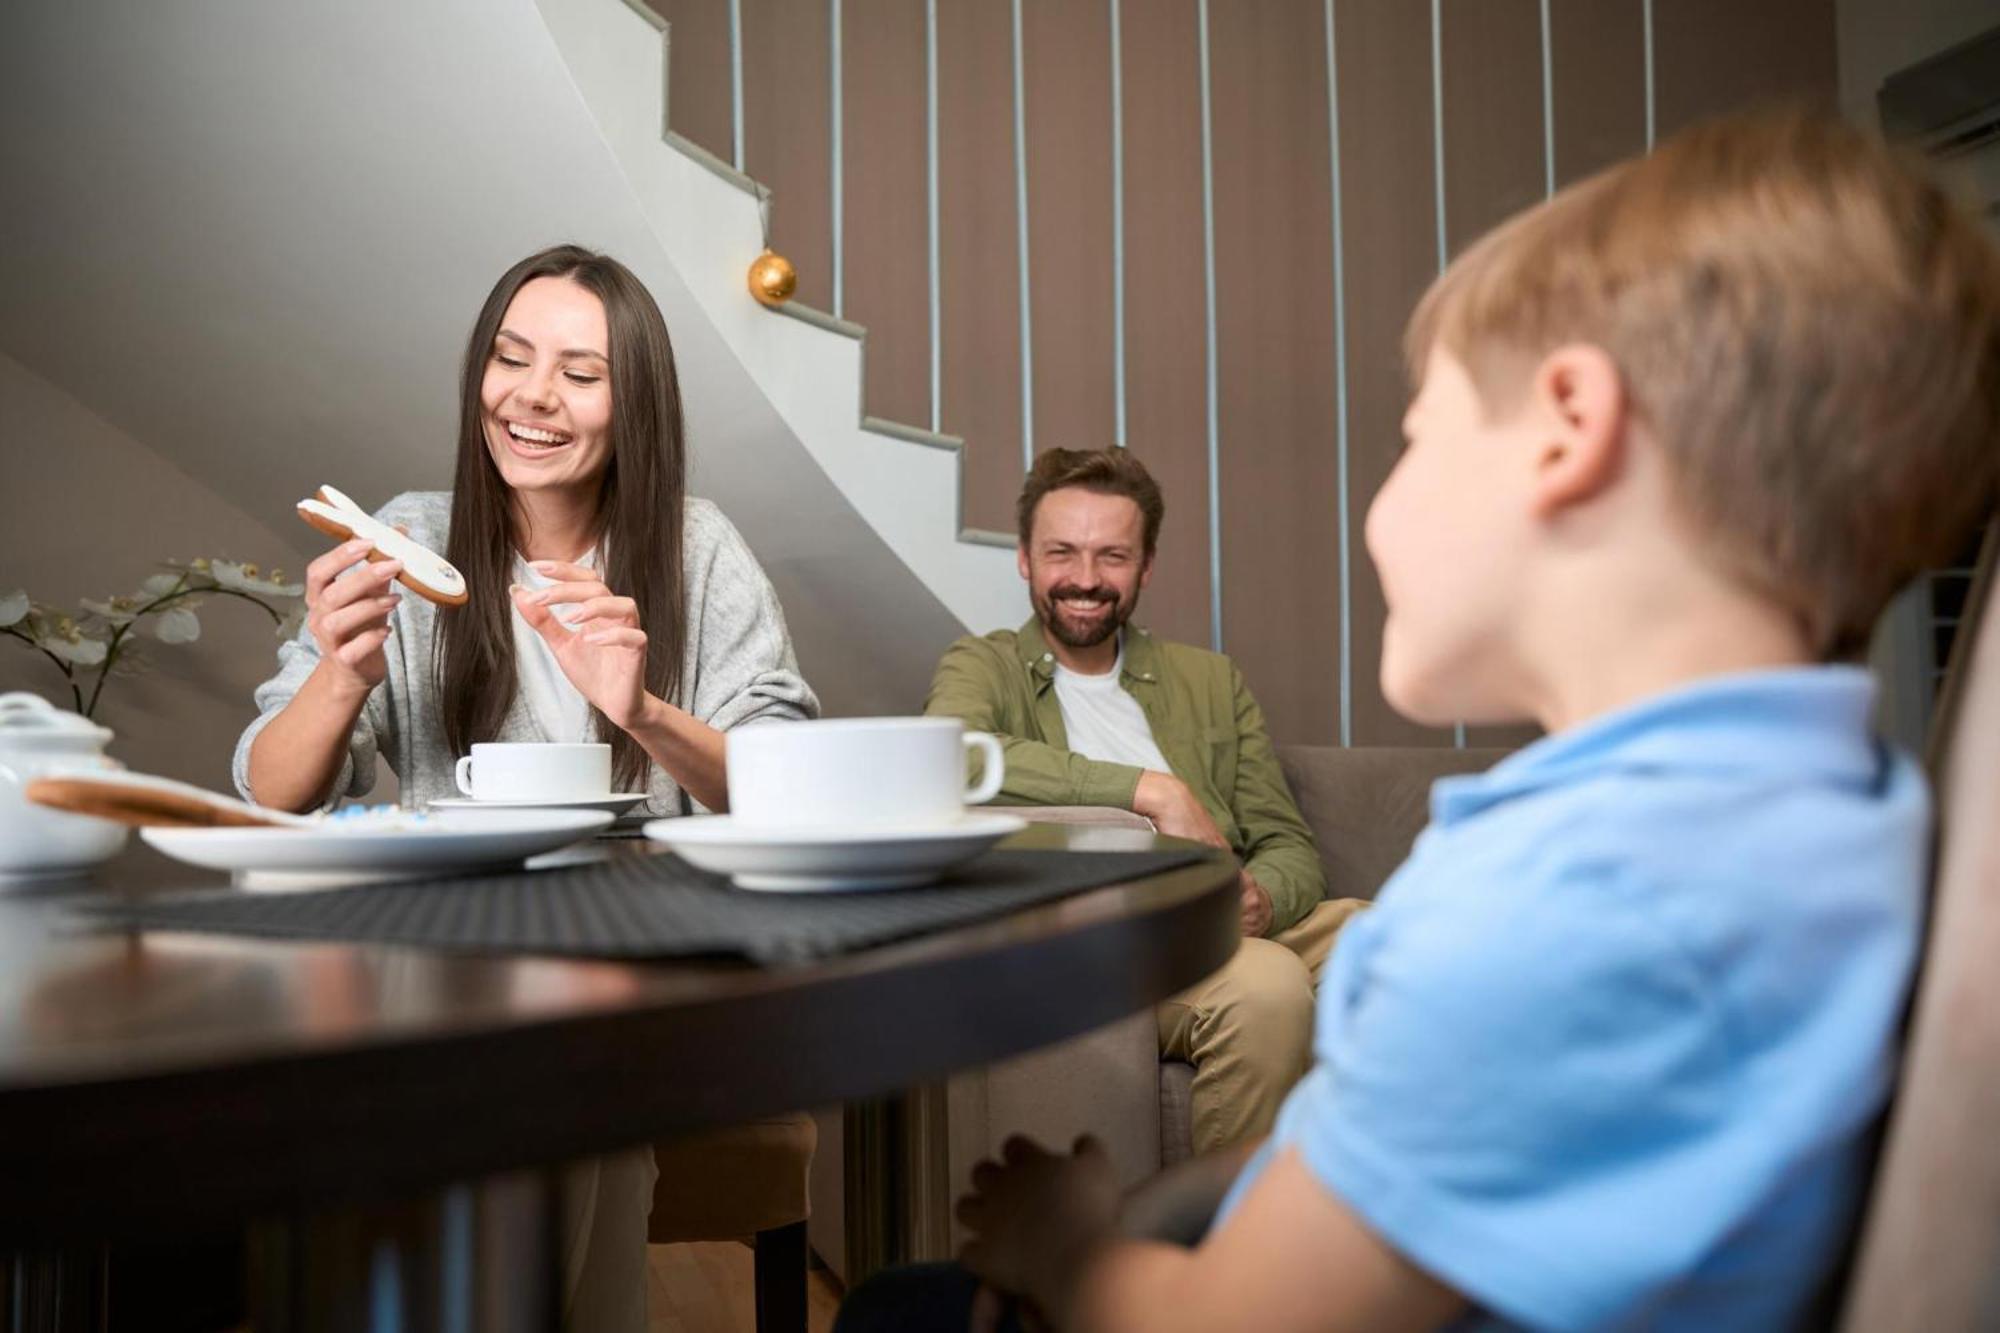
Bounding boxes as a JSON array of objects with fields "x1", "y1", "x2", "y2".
[{"x1": 809, "y1": 743, "x2": 1509, "y2": 1277}]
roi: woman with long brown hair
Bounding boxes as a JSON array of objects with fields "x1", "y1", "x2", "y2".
[{"x1": 234, "y1": 244, "x2": 818, "y2": 1327}]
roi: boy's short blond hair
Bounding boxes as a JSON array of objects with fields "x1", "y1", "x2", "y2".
[{"x1": 1407, "y1": 110, "x2": 2000, "y2": 657}]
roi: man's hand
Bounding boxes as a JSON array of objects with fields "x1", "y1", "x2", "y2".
[
  {"x1": 958, "y1": 1135, "x2": 1122, "y2": 1324},
  {"x1": 1239, "y1": 870, "x2": 1274, "y2": 938},
  {"x1": 1133, "y1": 771, "x2": 1228, "y2": 849}
]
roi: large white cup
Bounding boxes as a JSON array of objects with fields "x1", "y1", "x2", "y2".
[
  {"x1": 726, "y1": 717, "x2": 1003, "y2": 830},
  {"x1": 454, "y1": 742, "x2": 612, "y2": 802}
]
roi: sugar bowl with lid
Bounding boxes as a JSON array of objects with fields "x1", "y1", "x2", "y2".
[{"x1": 0, "y1": 692, "x2": 129, "y2": 880}]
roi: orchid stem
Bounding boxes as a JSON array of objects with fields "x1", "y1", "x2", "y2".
[{"x1": 3, "y1": 625, "x2": 83, "y2": 710}]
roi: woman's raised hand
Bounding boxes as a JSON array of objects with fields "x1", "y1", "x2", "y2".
[
  {"x1": 511, "y1": 561, "x2": 650, "y2": 730},
  {"x1": 304, "y1": 537, "x2": 402, "y2": 698}
]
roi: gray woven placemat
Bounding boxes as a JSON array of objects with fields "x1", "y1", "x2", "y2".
[{"x1": 77, "y1": 848, "x2": 1208, "y2": 964}]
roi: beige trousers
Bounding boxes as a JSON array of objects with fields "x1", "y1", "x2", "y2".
[{"x1": 1156, "y1": 897, "x2": 1368, "y2": 1153}]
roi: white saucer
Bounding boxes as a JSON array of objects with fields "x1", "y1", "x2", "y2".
[
  {"x1": 428, "y1": 793, "x2": 650, "y2": 817},
  {"x1": 143, "y1": 808, "x2": 615, "y2": 885},
  {"x1": 642, "y1": 812, "x2": 1028, "y2": 892}
]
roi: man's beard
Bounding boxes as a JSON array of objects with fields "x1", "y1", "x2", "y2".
[{"x1": 1035, "y1": 582, "x2": 1138, "y2": 650}]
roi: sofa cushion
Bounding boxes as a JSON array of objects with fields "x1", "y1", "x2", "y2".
[{"x1": 1278, "y1": 746, "x2": 1511, "y2": 900}]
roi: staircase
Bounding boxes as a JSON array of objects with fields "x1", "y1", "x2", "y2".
[{"x1": 535, "y1": 0, "x2": 1027, "y2": 634}]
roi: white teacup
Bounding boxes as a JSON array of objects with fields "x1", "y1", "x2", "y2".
[
  {"x1": 454, "y1": 742, "x2": 611, "y2": 802},
  {"x1": 726, "y1": 717, "x2": 1003, "y2": 830}
]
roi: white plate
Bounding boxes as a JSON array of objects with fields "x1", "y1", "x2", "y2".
[
  {"x1": 427, "y1": 793, "x2": 650, "y2": 817},
  {"x1": 142, "y1": 808, "x2": 615, "y2": 882},
  {"x1": 642, "y1": 812, "x2": 1028, "y2": 892}
]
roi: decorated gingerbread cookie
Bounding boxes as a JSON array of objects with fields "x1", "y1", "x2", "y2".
[{"x1": 296, "y1": 485, "x2": 469, "y2": 607}]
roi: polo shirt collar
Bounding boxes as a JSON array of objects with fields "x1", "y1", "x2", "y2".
[{"x1": 1430, "y1": 667, "x2": 1887, "y2": 827}]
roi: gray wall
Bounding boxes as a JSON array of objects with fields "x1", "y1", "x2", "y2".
[
  {"x1": 0, "y1": 351, "x2": 319, "y2": 792},
  {"x1": 0, "y1": 0, "x2": 970, "y2": 794}
]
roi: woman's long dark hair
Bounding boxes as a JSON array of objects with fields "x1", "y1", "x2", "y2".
[{"x1": 437, "y1": 245, "x2": 688, "y2": 793}]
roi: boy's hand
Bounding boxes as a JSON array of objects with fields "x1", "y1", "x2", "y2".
[
  {"x1": 958, "y1": 1135, "x2": 1121, "y2": 1322},
  {"x1": 1133, "y1": 771, "x2": 1229, "y2": 849},
  {"x1": 1239, "y1": 871, "x2": 1274, "y2": 937}
]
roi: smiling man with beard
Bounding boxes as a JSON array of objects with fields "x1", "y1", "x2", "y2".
[{"x1": 926, "y1": 447, "x2": 1361, "y2": 1154}]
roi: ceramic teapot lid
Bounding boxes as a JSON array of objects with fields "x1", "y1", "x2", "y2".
[{"x1": 0, "y1": 692, "x2": 114, "y2": 746}]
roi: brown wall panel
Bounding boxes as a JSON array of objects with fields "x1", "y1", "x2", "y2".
[
  {"x1": 653, "y1": 0, "x2": 1840, "y2": 747},
  {"x1": 1442, "y1": 0, "x2": 1545, "y2": 750},
  {"x1": 938, "y1": 0, "x2": 1026, "y2": 536},
  {"x1": 1336, "y1": 0, "x2": 1454, "y2": 747},
  {"x1": 1022, "y1": 0, "x2": 1116, "y2": 460},
  {"x1": 1653, "y1": 0, "x2": 1838, "y2": 139},
  {"x1": 842, "y1": 0, "x2": 930, "y2": 430},
  {"x1": 1549, "y1": 0, "x2": 1647, "y2": 187},
  {"x1": 650, "y1": 0, "x2": 735, "y2": 164},
  {"x1": 1119, "y1": 0, "x2": 1212, "y2": 651},
  {"x1": 1441, "y1": 0, "x2": 1544, "y2": 254},
  {"x1": 742, "y1": 0, "x2": 834, "y2": 312},
  {"x1": 1212, "y1": 0, "x2": 1340, "y2": 745}
]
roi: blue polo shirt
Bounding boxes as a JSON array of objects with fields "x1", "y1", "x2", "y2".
[{"x1": 1219, "y1": 667, "x2": 1925, "y2": 1331}]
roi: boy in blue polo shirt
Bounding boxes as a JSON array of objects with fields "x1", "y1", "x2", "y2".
[{"x1": 838, "y1": 111, "x2": 2000, "y2": 1331}]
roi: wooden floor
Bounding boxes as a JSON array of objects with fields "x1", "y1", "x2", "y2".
[{"x1": 647, "y1": 1241, "x2": 844, "y2": 1333}]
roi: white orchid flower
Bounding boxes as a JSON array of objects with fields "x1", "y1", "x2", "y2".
[
  {"x1": 275, "y1": 603, "x2": 307, "y2": 641},
  {"x1": 0, "y1": 589, "x2": 27, "y2": 628},
  {"x1": 140, "y1": 572, "x2": 188, "y2": 596},
  {"x1": 211, "y1": 559, "x2": 305, "y2": 597},
  {"x1": 152, "y1": 607, "x2": 202, "y2": 644},
  {"x1": 80, "y1": 594, "x2": 142, "y2": 625},
  {"x1": 36, "y1": 618, "x2": 110, "y2": 665}
]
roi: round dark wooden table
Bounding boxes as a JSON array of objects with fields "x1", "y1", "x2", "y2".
[{"x1": 0, "y1": 824, "x2": 1238, "y2": 1329}]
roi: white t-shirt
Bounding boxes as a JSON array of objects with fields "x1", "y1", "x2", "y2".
[
  {"x1": 1053, "y1": 640, "x2": 1171, "y2": 774},
  {"x1": 510, "y1": 551, "x2": 596, "y2": 744}
]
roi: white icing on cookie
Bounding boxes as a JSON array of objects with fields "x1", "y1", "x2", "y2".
[{"x1": 298, "y1": 491, "x2": 466, "y2": 596}]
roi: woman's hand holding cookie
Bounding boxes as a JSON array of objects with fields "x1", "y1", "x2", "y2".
[
  {"x1": 305, "y1": 537, "x2": 403, "y2": 698},
  {"x1": 511, "y1": 561, "x2": 649, "y2": 730}
]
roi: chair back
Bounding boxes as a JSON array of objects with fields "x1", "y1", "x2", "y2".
[{"x1": 1841, "y1": 527, "x2": 2000, "y2": 1328}]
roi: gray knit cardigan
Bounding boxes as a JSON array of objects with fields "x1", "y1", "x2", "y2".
[{"x1": 232, "y1": 491, "x2": 819, "y2": 814}]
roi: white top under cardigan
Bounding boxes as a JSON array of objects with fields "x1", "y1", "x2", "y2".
[
  {"x1": 510, "y1": 550, "x2": 598, "y2": 746},
  {"x1": 233, "y1": 491, "x2": 819, "y2": 815}
]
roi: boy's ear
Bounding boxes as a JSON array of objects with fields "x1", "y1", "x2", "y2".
[{"x1": 1529, "y1": 344, "x2": 1628, "y2": 517}]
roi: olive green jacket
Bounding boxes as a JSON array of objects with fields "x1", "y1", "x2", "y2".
[{"x1": 925, "y1": 617, "x2": 1327, "y2": 933}]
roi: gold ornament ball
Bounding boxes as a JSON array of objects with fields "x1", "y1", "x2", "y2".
[{"x1": 748, "y1": 250, "x2": 797, "y2": 307}]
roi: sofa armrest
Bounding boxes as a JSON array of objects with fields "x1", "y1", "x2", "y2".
[{"x1": 1004, "y1": 805, "x2": 1157, "y2": 832}]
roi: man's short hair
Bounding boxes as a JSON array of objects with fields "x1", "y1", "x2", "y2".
[
  {"x1": 1406, "y1": 108, "x2": 2000, "y2": 658},
  {"x1": 1017, "y1": 447, "x2": 1166, "y2": 557}
]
